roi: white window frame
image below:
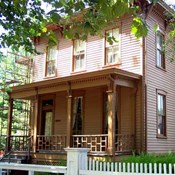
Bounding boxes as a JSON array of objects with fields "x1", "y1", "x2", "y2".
[
  {"x1": 105, "y1": 28, "x2": 121, "y2": 65},
  {"x1": 45, "y1": 45, "x2": 58, "y2": 77},
  {"x1": 156, "y1": 32, "x2": 165, "y2": 69},
  {"x1": 73, "y1": 40, "x2": 86, "y2": 72},
  {"x1": 157, "y1": 91, "x2": 166, "y2": 138}
]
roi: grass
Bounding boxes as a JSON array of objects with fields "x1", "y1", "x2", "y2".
[{"x1": 121, "y1": 152, "x2": 175, "y2": 164}]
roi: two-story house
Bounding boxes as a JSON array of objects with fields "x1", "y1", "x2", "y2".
[{"x1": 5, "y1": 0, "x2": 175, "y2": 164}]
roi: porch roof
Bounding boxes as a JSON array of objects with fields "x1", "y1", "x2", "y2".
[{"x1": 10, "y1": 67, "x2": 141, "y2": 99}]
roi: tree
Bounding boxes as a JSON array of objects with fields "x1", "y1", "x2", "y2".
[
  {"x1": 0, "y1": 0, "x2": 164, "y2": 53},
  {"x1": 0, "y1": 52, "x2": 31, "y2": 149}
]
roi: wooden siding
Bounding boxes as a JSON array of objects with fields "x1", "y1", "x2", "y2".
[
  {"x1": 84, "y1": 87, "x2": 103, "y2": 134},
  {"x1": 54, "y1": 92, "x2": 67, "y2": 135},
  {"x1": 146, "y1": 8, "x2": 175, "y2": 153},
  {"x1": 33, "y1": 17, "x2": 142, "y2": 83},
  {"x1": 120, "y1": 87, "x2": 135, "y2": 135}
]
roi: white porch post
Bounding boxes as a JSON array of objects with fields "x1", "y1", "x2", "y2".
[{"x1": 65, "y1": 148, "x2": 89, "y2": 175}]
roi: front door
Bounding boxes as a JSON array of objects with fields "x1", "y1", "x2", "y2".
[
  {"x1": 41, "y1": 99, "x2": 54, "y2": 135},
  {"x1": 41, "y1": 110, "x2": 53, "y2": 136},
  {"x1": 72, "y1": 96, "x2": 83, "y2": 135}
]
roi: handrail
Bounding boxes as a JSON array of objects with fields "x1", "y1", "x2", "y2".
[{"x1": 0, "y1": 135, "x2": 33, "y2": 163}]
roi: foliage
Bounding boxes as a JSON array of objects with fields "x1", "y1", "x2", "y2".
[
  {"x1": 0, "y1": 52, "x2": 31, "y2": 150},
  {"x1": 121, "y1": 152, "x2": 175, "y2": 164},
  {"x1": 0, "y1": 0, "x2": 162, "y2": 53}
]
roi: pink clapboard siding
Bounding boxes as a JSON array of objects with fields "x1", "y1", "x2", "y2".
[
  {"x1": 32, "y1": 16, "x2": 142, "y2": 82},
  {"x1": 146, "y1": 7, "x2": 175, "y2": 153}
]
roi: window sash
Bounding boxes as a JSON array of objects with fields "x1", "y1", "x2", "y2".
[
  {"x1": 106, "y1": 45, "x2": 119, "y2": 64},
  {"x1": 46, "y1": 46, "x2": 57, "y2": 76},
  {"x1": 73, "y1": 40, "x2": 85, "y2": 71},
  {"x1": 158, "y1": 115, "x2": 166, "y2": 136},
  {"x1": 46, "y1": 60, "x2": 56, "y2": 76},
  {"x1": 157, "y1": 94, "x2": 166, "y2": 136},
  {"x1": 47, "y1": 46, "x2": 57, "y2": 61},
  {"x1": 106, "y1": 28, "x2": 119, "y2": 47},
  {"x1": 156, "y1": 33, "x2": 165, "y2": 68},
  {"x1": 157, "y1": 94, "x2": 165, "y2": 115},
  {"x1": 105, "y1": 28, "x2": 120, "y2": 65}
]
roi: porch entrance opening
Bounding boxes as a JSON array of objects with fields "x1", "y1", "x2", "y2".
[
  {"x1": 72, "y1": 96, "x2": 83, "y2": 135},
  {"x1": 42, "y1": 111, "x2": 53, "y2": 136},
  {"x1": 41, "y1": 99, "x2": 54, "y2": 136}
]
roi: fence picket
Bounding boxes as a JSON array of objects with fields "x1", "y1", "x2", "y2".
[
  {"x1": 131, "y1": 163, "x2": 134, "y2": 173},
  {"x1": 92, "y1": 159, "x2": 95, "y2": 171},
  {"x1": 103, "y1": 162, "x2": 106, "y2": 171},
  {"x1": 135, "y1": 163, "x2": 138, "y2": 173},
  {"x1": 144, "y1": 163, "x2": 147, "y2": 173},
  {"x1": 111, "y1": 162, "x2": 114, "y2": 172},
  {"x1": 140, "y1": 163, "x2": 143, "y2": 173},
  {"x1": 115, "y1": 162, "x2": 118, "y2": 172},
  {"x1": 169, "y1": 164, "x2": 172, "y2": 174},
  {"x1": 89, "y1": 158, "x2": 92, "y2": 170},
  {"x1": 149, "y1": 163, "x2": 152, "y2": 173},
  {"x1": 119, "y1": 162, "x2": 122, "y2": 172},
  {"x1": 123, "y1": 162, "x2": 126, "y2": 173},
  {"x1": 96, "y1": 160, "x2": 99, "y2": 171},
  {"x1": 154, "y1": 163, "x2": 157, "y2": 174},
  {"x1": 127, "y1": 162, "x2": 130, "y2": 173},
  {"x1": 159, "y1": 163, "x2": 162, "y2": 174},
  {"x1": 99, "y1": 161, "x2": 102, "y2": 171},
  {"x1": 107, "y1": 162, "x2": 110, "y2": 171},
  {"x1": 164, "y1": 163, "x2": 167, "y2": 174}
]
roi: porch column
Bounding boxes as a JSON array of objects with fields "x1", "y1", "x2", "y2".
[
  {"x1": 107, "y1": 82, "x2": 116, "y2": 156},
  {"x1": 7, "y1": 95, "x2": 13, "y2": 152},
  {"x1": 33, "y1": 95, "x2": 39, "y2": 153},
  {"x1": 66, "y1": 82, "x2": 72, "y2": 147}
]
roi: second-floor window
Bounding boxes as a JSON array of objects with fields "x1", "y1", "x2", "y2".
[
  {"x1": 45, "y1": 45, "x2": 57, "y2": 77},
  {"x1": 73, "y1": 40, "x2": 86, "y2": 71},
  {"x1": 105, "y1": 28, "x2": 120, "y2": 65},
  {"x1": 157, "y1": 93, "x2": 166, "y2": 137},
  {"x1": 156, "y1": 32, "x2": 165, "y2": 69}
]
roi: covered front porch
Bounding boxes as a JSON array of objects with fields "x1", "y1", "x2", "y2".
[{"x1": 6, "y1": 68, "x2": 142, "y2": 158}]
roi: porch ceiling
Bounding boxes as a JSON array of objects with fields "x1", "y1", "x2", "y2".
[{"x1": 10, "y1": 67, "x2": 141, "y2": 99}]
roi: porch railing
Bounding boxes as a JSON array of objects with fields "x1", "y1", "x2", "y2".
[
  {"x1": 115, "y1": 134, "x2": 134, "y2": 153},
  {"x1": 72, "y1": 134, "x2": 108, "y2": 153},
  {"x1": 9, "y1": 135, "x2": 33, "y2": 152},
  {"x1": 36, "y1": 135, "x2": 66, "y2": 152}
]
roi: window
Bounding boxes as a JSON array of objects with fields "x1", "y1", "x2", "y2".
[
  {"x1": 45, "y1": 45, "x2": 57, "y2": 77},
  {"x1": 105, "y1": 28, "x2": 120, "y2": 65},
  {"x1": 157, "y1": 93, "x2": 166, "y2": 137},
  {"x1": 72, "y1": 96, "x2": 83, "y2": 135},
  {"x1": 156, "y1": 32, "x2": 165, "y2": 69},
  {"x1": 73, "y1": 40, "x2": 86, "y2": 71}
]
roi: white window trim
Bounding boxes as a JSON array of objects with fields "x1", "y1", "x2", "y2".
[
  {"x1": 72, "y1": 39, "x2": 86, "y2": 72},
  {"x1": 103, "y1": 26, "x2": 121, "y2": 66},
  {"x1": 44, "y1": 45, "x2": 58, "y2": 78}
]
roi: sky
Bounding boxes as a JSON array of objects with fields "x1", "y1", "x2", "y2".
[{"x1": 165, "y1": 0, "x2": 175, "y2": 5}]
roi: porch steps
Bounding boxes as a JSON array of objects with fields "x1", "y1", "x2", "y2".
[
  {"x1": 1, "y1": 154, "x2": 29, "y2": 175},
  {"x1": 0, "y1": 154, "x2": 30, "y2": 164}
]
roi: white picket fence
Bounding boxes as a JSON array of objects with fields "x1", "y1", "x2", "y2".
[
  {"x1": 80, "y1": 158, "x2": 175, "y2": 175},
  {"x1": 0, "y1": 148, "x2": 175, "y2": 175},
  {"x1": 0, "y1": 162, "x2": 67, "y2": 175}
]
